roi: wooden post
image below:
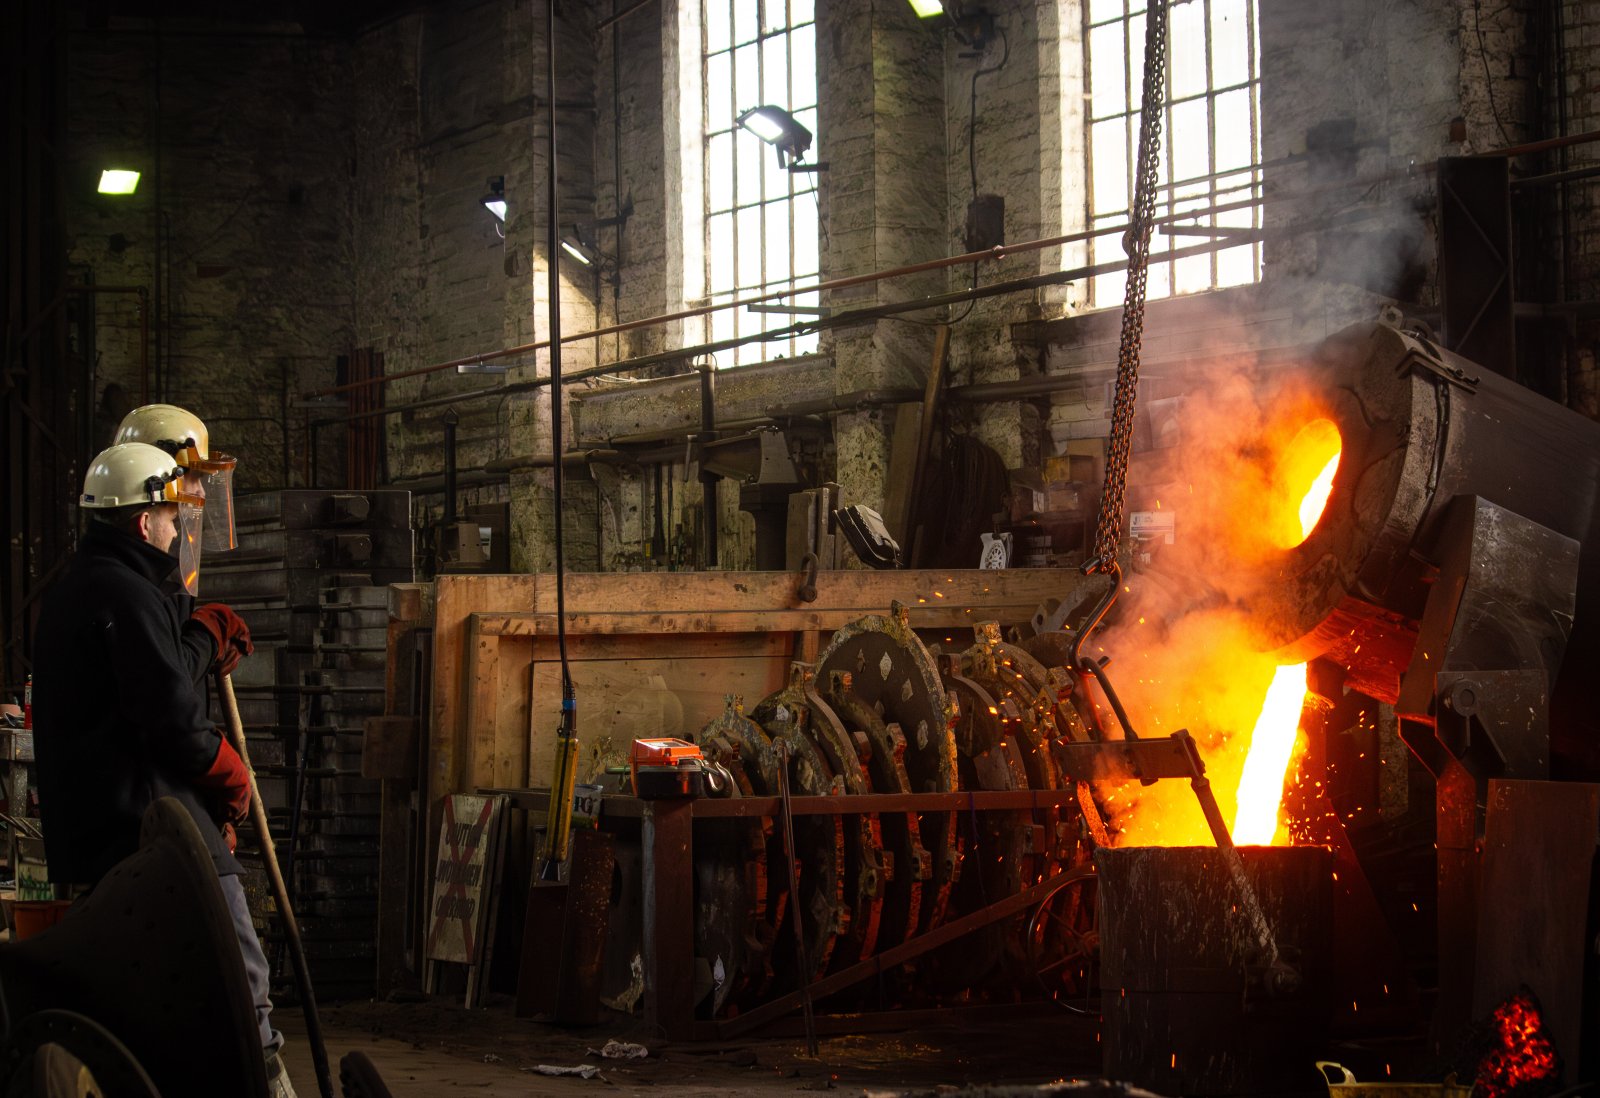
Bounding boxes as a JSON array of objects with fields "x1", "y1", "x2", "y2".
[{"x1": 642, "y1": 799, "x2": 695, "y2": 1039}]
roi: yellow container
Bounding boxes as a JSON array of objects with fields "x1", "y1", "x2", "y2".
[{"x1": 1319, "y1": 1063, "x2": 1474, "y2": 1098}]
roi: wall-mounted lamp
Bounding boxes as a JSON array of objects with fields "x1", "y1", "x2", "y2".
[
  {"x1": 905, "y1": 1, "x2": 995, "y2": 49},
  {"x1": 481, "y1": 176, "x2": 507, "y2": 221},
  {"x1": 558, "y1": 195, "x2": 633, "y2": 282},
  {"x1": 97, "y1": 169, "x2": 141, "y2": 195},
  {"x1": 735, "y1": 106, "x2": 827, "y2": 173},
  {"x1": 559, "y1": 227, "x2": 609, "y2": 270}
]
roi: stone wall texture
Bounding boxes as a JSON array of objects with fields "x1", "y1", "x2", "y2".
[{"x1": 60, "y1": 0, "x2": 1600, "y2": 572}]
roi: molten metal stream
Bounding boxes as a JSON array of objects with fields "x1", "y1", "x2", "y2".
[{"x1": 1229, "y1": 439, "x2": 1341, "y2": 845}]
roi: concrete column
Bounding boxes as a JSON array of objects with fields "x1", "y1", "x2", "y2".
[{"x1": 818, "y1": 0, "x2": 947, "y2": 517}]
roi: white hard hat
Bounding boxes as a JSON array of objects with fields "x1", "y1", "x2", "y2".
[
  {"x1": 80, "y1": 443, "x2": 197, "y2": 509},
  {"x1": 114, "y1": 403, "x2": 230, "y2": 471},
  {"x1": 114, "y1": 402, "x2": 238, "y2": 554}
]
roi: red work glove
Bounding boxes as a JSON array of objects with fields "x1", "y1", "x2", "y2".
[
  {"x1": 221, "y1": 821, "x2": 239, "y2": 854},
  {"x1": 191, "y1": 603, "x2": 253, "y2": 677},
  {"x1": 193, "y1": 737, "x2": 252, "y2": 826}
]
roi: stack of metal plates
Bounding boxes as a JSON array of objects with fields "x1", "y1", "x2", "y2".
[{"x1": 201, "y1": 490, "x2": 414, "y2": 1000}]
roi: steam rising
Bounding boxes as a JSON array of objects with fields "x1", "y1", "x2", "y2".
[{"x1": 1084, "y1": 342, "x2": 1337, "y2": 846}]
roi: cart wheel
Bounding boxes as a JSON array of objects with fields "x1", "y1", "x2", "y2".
[
  {"x1": 339, "y1": 1051, "x2": 393, "y2": 1098},
  {"x1": 1027, "y1": 869, "x2": 1099, "y2": 1013},
  {"x1": 0, "y1": 1011, "x2": 161, "y2": 1098}
]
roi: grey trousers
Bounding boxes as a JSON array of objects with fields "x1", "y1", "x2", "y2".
[{"x1": 220, "y1": 872, "x2": 282, "y2": 1055}]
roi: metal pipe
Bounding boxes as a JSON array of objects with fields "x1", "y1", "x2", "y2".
[
  {"x1": 302, "y1": 196, "x2": 1273, "y2": 400},
  {"x1": 698, "y1": 362, "x2": 717, "y2": 567},
  {"x1": 541, "y1": 0, "x2": 578, "y2": 883},
  {"x1": 306, "y1": 233, "x2": 1259, "y2": 430},
  {"x1": 596, "y1": 0, "x2": 656, "y2": 30},
  {"x1": 442, "y1": 408, "x2": 459, "y2": 524}
]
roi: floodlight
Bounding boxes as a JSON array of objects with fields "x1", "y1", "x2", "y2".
[
  {"x1": 560, "y1": 233, "x2": 603, "y2": 268},
  {"x1": 735, "y1": 106, "x2": 820, "y2": 171},
  {"x1": 98, "y1": 169, "x2": 141, "y2": 195},
  {"x1": 481, "y1": 176, "x2": 507, "y2": 221},
  {"x1": 907, "y1": 0, "x2": 946, "y2": 15}
]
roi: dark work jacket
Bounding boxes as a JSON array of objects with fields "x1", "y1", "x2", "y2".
[{"x1": 32, "y1": 522, "x2": 241, "y2": 885}]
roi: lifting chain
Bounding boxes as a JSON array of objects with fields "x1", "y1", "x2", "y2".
[{"x1": 1088, "y1": 0, "x2": 1171, "y2": 574}]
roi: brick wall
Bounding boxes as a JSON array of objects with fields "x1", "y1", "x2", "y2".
[
  {"x1": 63, "y1": 19, "x2": 355, "y2": 492},
  {"x1": 61, "y1": 0, "x2": 1599, "y2": 578}
]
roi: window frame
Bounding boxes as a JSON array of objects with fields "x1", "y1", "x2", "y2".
[
  {"x1": 697, "y1": 0, "x2": 821, "y2": 368},
  {"x1": 1083, "y1": 0, "x2": 1264, "y2": 306}
]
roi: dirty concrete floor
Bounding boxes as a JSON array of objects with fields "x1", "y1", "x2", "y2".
[{"x1": 278, "y1": 999, "x2": 1103, "y2": 1096}]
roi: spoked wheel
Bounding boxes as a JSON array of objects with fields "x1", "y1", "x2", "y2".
[
  {"x1": 1028, "y1": 868, "x2": 1100, "y2": 1013},
  {"x1": 0, "y1": 1011, "x2": 159, "y2": 1098}
]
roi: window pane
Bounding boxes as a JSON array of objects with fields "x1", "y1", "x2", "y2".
[
  {"x1": 762, "y1": 34, "x2": 787, "y2": 106},
  {"x1": 1213, "y1": 87, "x2": 1252, "y2": 171},
  {"x1": 1169, "y1": 97, "x2": 1210, "y2": 183},
  {"x1": 1174, "y1": 251, "x2": 1211, "y2": 295},
  {"x1": 788, "y1": 23, "x2": 816, "y2": 108},
  {"x1": 699, "y1": 1, "x2": 818, "y2": 366},
  {"x1": 1127, "y1": 12, "x2": 1145, "y2": 90},
  {"x1": 1169, "y1": 0, "x2": 1207, "y2": 101},
  {"x1": 737, "y1": 205, "x2": 762, "y2": 288},
  {"x1": 710, "y1": 295, "x2": 736, "y2": 351},
  {"x1": 1216, "y1": 242, "x2": 1257, "y2": 288},
  {"x1": 734, "y1": 42, "x2": 760, "y2": 110},
  {"x1": 763, "y1": 149, "x2": 790, "y2": 202},
  {"x1": 735, "y1": 125, "x2": 764, "y2": 207},
  {"x1": 705, "y1": 0, "x2": 732, "y2": 53},
  {"x1": 1088, "y1": 22, "x2": 1126, "y2": 119},
  {"x1": 1091, "y1": 119, "x2": 1129, "y2": 213},
  {"x1": 706, "y1": 51, "x2": 732, "y2": 135},
  {"x1": 1210, "y1": 0, "x2": 1250, "y2": 85},
  {"x1": 707, "y1": 131, "x2": 734, "y2": 212},
  {"x1": 1088, "y1": 0, "x2": 1125, "y2": 26},
  {"x1": 709, "y1": 212, "x2": 734, "y2": 289},
  {"x1": 792, "y1": 196, "x2": 818, "y2": 276},
  {"x1": 733, "y1": 0, "x2": 758, "y2": 44},
  {"x1": 765, "y1": 203, "x2": 791, "y2": 277}
]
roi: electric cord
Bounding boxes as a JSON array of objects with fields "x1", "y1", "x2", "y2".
[{"x1": 1472, "y1": 0, "x2": 1513, "y2": 148}]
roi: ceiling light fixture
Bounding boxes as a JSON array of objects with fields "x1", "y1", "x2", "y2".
[
  {"x1": 735, "y1": 106, "x2": 826, "y2": 173},
  {"x1": 97, "y1": 169, "x2": 141, "y2": 195},
  {"x1": 907, "y1": 0, "x2": 946, "y2": 15}
]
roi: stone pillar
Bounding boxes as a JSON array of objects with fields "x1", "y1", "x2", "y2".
[{"x1": 818, "y1": 0, "x2": 947, "y2": 517}]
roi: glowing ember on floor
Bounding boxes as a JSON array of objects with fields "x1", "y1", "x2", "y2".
[{"x1": 1474, "y1": 990, "x2": 1560, "y2": 1097}]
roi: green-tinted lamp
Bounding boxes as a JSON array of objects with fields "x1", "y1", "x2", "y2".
[{"x1": 98, "y1": 169, "x2": 141, "y2": 195}]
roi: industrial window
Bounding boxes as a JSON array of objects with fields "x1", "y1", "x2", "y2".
[
  {"x1": 1084, "y1": 0, "x2": 1263, "y2": 305},
  {"x1": 701, "y1": 0, "x2": 820, "y2": 367}
]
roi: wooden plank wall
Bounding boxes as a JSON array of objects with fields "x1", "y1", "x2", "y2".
[{"x1": 426, "y1": 568, "x2": 1104, "y2": 860}]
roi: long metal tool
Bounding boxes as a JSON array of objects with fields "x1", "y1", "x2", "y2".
[
  {"x1": 775, "y1": 740, "x2": 818, "y2": 1056},
  {"x1": 217, "y1": 671, "x2": 335, "y2": 1098}
]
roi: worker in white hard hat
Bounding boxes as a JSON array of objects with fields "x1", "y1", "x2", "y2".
[
  {"x1": 31, "y1": 441, "x2": 296, "y2": 1098},
  {"x1": 114, "y1": 402, "x2": 239, "y2": 597},
  {"x1": 113, "y1": 402, "x2": 252, "y2": 691}
]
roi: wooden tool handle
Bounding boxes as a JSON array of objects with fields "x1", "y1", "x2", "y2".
[{"x1": 217, "y1": 671, "x2": 336, "y2": 1098}]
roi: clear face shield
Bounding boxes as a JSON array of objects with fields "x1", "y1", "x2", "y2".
[{"x1": 169, "y1": 452, "x2": 237, "y2": 597}]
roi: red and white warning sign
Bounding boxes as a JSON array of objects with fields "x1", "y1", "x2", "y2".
[{"x1": 424, "y1": 793, "x2": 506, "y2": 966}]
